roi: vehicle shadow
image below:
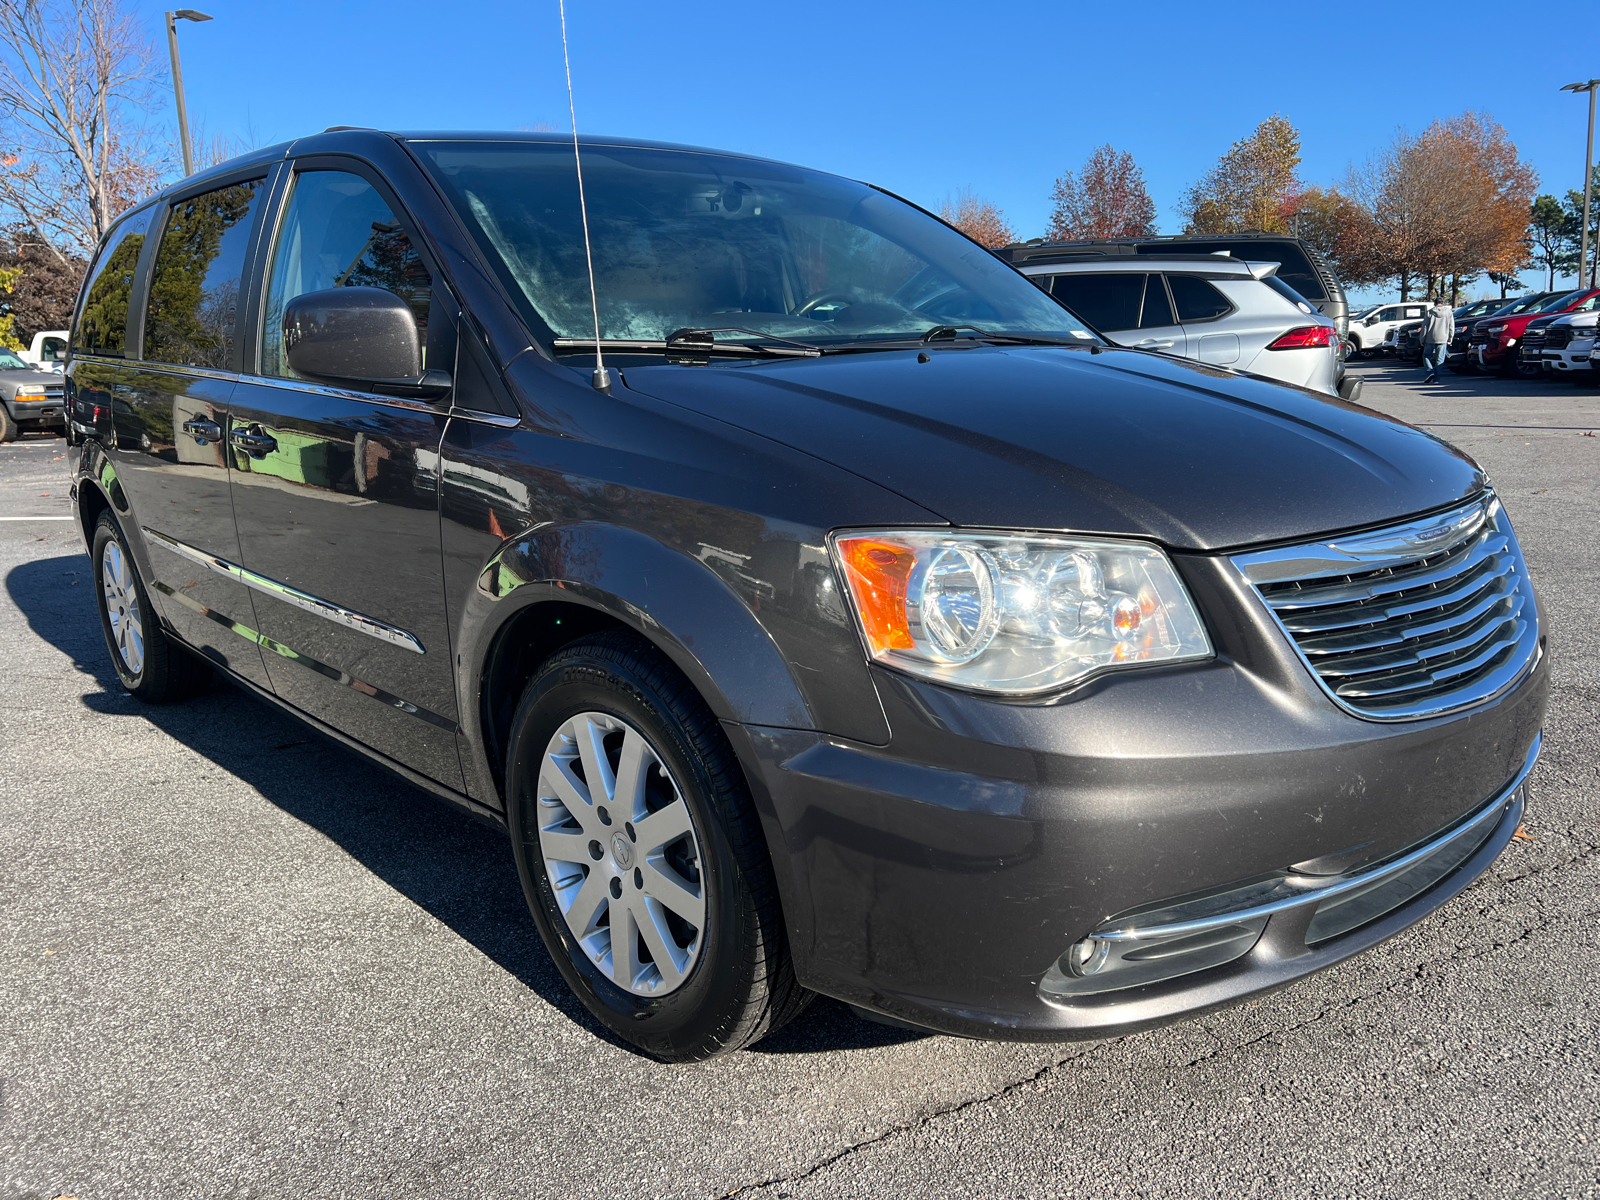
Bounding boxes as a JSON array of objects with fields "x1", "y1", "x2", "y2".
[{"x1": 5, "y1": 552, "x2": 924, "y2": 1056}]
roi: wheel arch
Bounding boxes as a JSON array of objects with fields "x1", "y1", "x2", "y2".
[{"x1": 458, "y1": 521, "x2": 817, "y2": 808}]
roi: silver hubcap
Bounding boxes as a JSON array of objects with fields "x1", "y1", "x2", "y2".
[
  {"x1": 100, "y1": 539, "x2": 144, "y2": 676},
  {"x1": 536, "y1": 712, "x2": 705, "y2": 996}
]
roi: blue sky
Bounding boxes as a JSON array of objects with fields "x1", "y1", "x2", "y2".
[{"x1": 143, "y1": 0, "x2": 1597, "y2": 304}]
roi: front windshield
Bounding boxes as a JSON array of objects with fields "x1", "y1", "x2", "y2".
[
  {"x1": 1495, "y1": 294, "x2": 1549, "y2": 317},
  {"x1": 0, "y1": 350, "x2": 27, "y2": 370},
  {"x1": 413, "y1": 141, "x2": 1097, "y2": 348},
  {"x1": 1539, "y1": 291, "x2": 1582, "y2": 313}
]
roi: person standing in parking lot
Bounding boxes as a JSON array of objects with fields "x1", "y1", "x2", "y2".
[{"x1": 1420, "y1": 296, "x2": 1454, "y2": 383}]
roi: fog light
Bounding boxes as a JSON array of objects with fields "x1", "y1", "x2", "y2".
[
  {"x1": 1041, "y1": 914, "x2": 1268, "y2": 1000},
  {"x1": 1069, "y1": 936, "x2": 1110, "y2": 976}
]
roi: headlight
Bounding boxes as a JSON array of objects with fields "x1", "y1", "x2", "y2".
[
  {"x1": 829, "y1": 529, "x2": 1212, "y2": 694},
  {"x1": 13, "y1": 385, "x2": 46, "y2": 397}
]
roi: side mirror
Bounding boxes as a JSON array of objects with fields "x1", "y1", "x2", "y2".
[{"x1": 283, "y1": 287, "x2": 451, "y2": 399}]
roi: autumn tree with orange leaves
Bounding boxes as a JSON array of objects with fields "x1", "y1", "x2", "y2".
[
  {"x1": 1046, "y1": 145, "x2": 1157, "y2": 240},
  {"x1": 1180, "y1": 116, "x2": 1303, "y2": 235},
  {"x1": 939, "y1": 188, "x2": 1015, "y2": 249},
  {"x1": 1344, "y1": 112, "x2": 1536, "y2": 301}
]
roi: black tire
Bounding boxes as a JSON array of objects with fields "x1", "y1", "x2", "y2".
[
  {"x1": 91, "y1": 511, "x2": 211, "y2": 702},
  {"x1": 1343, "y1": 338, "x2": 1361, "y2": 361},
  {"x1": 505, "y1": 630, "x2": 810, "y2": 1061},
  {"x1": 0, "y1": 406, "x2": 16, "y2": 443}
]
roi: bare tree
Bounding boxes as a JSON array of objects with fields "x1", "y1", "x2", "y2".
[
  {"x1": 0, "y1": 0, "x2": 164, "y2": 264},
  {"x1": 939, "y1": 188, "x2": 1015, "y2": 250},
  {"x1": 1047, "y1": 145, "x2": 1156, "y2": 241}
]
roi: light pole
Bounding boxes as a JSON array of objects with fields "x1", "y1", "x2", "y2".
[
  {"x1": 165, "y1": 10, "x2": 212, "y2": 177},
  {"x1": 1561, "y1": 79, "x2": 1599, "y2": 289}
]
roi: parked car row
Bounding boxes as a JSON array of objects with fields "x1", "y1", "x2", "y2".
[{"x1": 1380, "y1": 289, "x2": 1600, "y2": 384}]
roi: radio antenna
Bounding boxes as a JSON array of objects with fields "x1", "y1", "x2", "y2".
[{"x1": 558, "y1": 0, "x2": 609, "y2": 392}]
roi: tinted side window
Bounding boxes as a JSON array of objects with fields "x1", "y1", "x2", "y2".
[
  {"x1": 260, "y1": 169, "x2": 432, "y2": 379},
  {"x1": 1050, "y1": 273, "x2": 1142, "y2": 332},
  {"x1": 144, "y1": 180, "x2": 265, "y2": 369},
  {"x1": 1139, "y1": 275, "x2": 1175, "y2": 328},
  {"x1": 74, "y1": 207, "x2": 153, "y2": 357},
  {"x1": 1168, "y1": 276, "x2": 1232, "y2": 322}
]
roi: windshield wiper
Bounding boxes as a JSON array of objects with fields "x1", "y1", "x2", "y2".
[
  {"x1": 825, "y1": 327, "x2": 1090, "y2": 353},
  {"x1": 553, "y1": 328, "x2": 823, "y2": 358}
]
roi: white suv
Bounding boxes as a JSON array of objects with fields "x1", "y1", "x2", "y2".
[
  {"x1": 1017, "y1": 253, "x2": 1351, "y2": 397},
  {"x1": 1347, "y1": 302, "x2": 1428, "y2": 356},
  {"x1": 1540, "y1": 311, "x2": 1598, "y2": 379}
]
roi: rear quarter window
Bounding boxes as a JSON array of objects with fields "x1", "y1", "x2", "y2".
[{"x1": 1167, "y1": 275, "x2": 1233, "y2": 323}]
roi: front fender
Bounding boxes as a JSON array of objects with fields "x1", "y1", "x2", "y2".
[{"x1": 462, "y1": 519, "x2": 814, "y2": 733}]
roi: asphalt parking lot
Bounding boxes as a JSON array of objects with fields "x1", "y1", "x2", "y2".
[{"x1": 2, "y1": 359, "x2": 1597, "y2": 1200}]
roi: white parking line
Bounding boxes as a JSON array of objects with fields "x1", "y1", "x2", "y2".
[{"x1": 0, "y1": 515, "x2": 74, "y2": 521}]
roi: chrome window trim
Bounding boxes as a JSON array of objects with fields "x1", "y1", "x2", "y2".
[
  {"x1": 236, "y1": 373, "x2": 446, "y2": 417},
  {"x1": 1230, "y1": 494, "x2": 1542, "y2": 722},
  {"x1": 1092, "y1": 733, "x2": 1539, "y2": 944},
  {"x1": 142, "y1": 526, "x2": 425, "y2": 654},
  {"x1": 448, "y1": 407, "x2": 521, "y2": 428},
  {"x1": 120, "y1": 361, "x2": 240, "y2": 384},
  {"x1": 237, "y1": 373, "x2": 521, "y2": 426}
]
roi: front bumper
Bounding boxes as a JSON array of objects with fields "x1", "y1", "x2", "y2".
[
  {"x1": 8, "y1": 396, "x2": 65, "y2": 423},
  {"x1": 731, "y1": 553, "x2": 1548, "y2": 1040},
  {"x1": 1542, "y1": 347, "x2": 1593, "y2": 372}
]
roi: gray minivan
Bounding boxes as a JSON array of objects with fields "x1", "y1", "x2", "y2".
[{"x1": 66, "y1": 129, "x2": 1544, "y2": 1062}]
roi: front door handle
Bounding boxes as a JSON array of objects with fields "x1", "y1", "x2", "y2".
[
  {"x1": 1134, "y1": 338, "x2": 1176, "y2": 350},
  {"x1": 181, "y1": 418, "x2": 223, "y2": 446},
  {"x1": 231, "y1": 424, "x2": 278, "y2": 458}
]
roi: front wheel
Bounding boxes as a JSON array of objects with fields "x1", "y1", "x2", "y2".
[
  {"x1": 0, "y1": 406, "x2": 16, "y2": 443},
  {"x1": 1343, "y1": 338, "x2": 1361, "y2": 361},
  {"x1": 505, "y1": 631, "x2": 810, "y2": 1061}
]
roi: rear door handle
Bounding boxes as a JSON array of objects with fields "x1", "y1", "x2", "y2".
[
  {"x1": 231, "y1": 424, "x2": 277, "y2": 458},
  {"x1": 181, "y1": 418, "x2": 223, "y2": 446},
  {"x1": 1134, "y1": 338, "x2": 1176, "y2": 350}
]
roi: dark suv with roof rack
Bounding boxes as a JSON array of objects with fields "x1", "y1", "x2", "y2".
[{"x1": 999, "y1": 233, "x2": 1349, "y2": 342}]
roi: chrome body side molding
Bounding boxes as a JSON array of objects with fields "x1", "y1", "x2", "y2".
[
  {"x1": 151, "y1": 580, "x2": 456, "y2": 732},
  {"x1": 142, "y1": 526, "x2": 425, "y2": 654}
]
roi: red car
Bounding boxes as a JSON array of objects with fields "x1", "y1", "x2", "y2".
[{"x1": 1470, "y1": 288, "x2": 1600, "y2": 374}]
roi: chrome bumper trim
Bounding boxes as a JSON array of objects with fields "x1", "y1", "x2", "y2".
[{"x1": 1094, "y1": 733, "x2": 1539, "y2": 944}]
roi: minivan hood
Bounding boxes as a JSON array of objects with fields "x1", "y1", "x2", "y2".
[{"x1": 621, "y1": 346, "x2": 1484, "y2": 551}]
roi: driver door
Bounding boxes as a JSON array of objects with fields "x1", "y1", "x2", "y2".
[{"x1": 227, "y1": 161, "x2": 464, "y2": 789}]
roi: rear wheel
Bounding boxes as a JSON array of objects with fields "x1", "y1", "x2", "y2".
[
  {"x1": 92, "y1": 512, "x2": 211, "y2": 702},
  {"x1": 1343, "y1": 337, "x2": 1361, "y2": 361},
  {"x1": 505, "y1": 631, "x2": 810, "y2": 1061}
]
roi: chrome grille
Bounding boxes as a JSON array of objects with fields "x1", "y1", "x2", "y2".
[{"x1": 1233, "y1": 497, "x2": 1540, "y2": 720}]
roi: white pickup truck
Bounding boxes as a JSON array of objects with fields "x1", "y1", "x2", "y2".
[
  {"x1": 18, "y1": 329, "x2": 68, "y2": 373},
  {"x1": 1346, "y1": 302, "x2": 1428, "y2": 357}
]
